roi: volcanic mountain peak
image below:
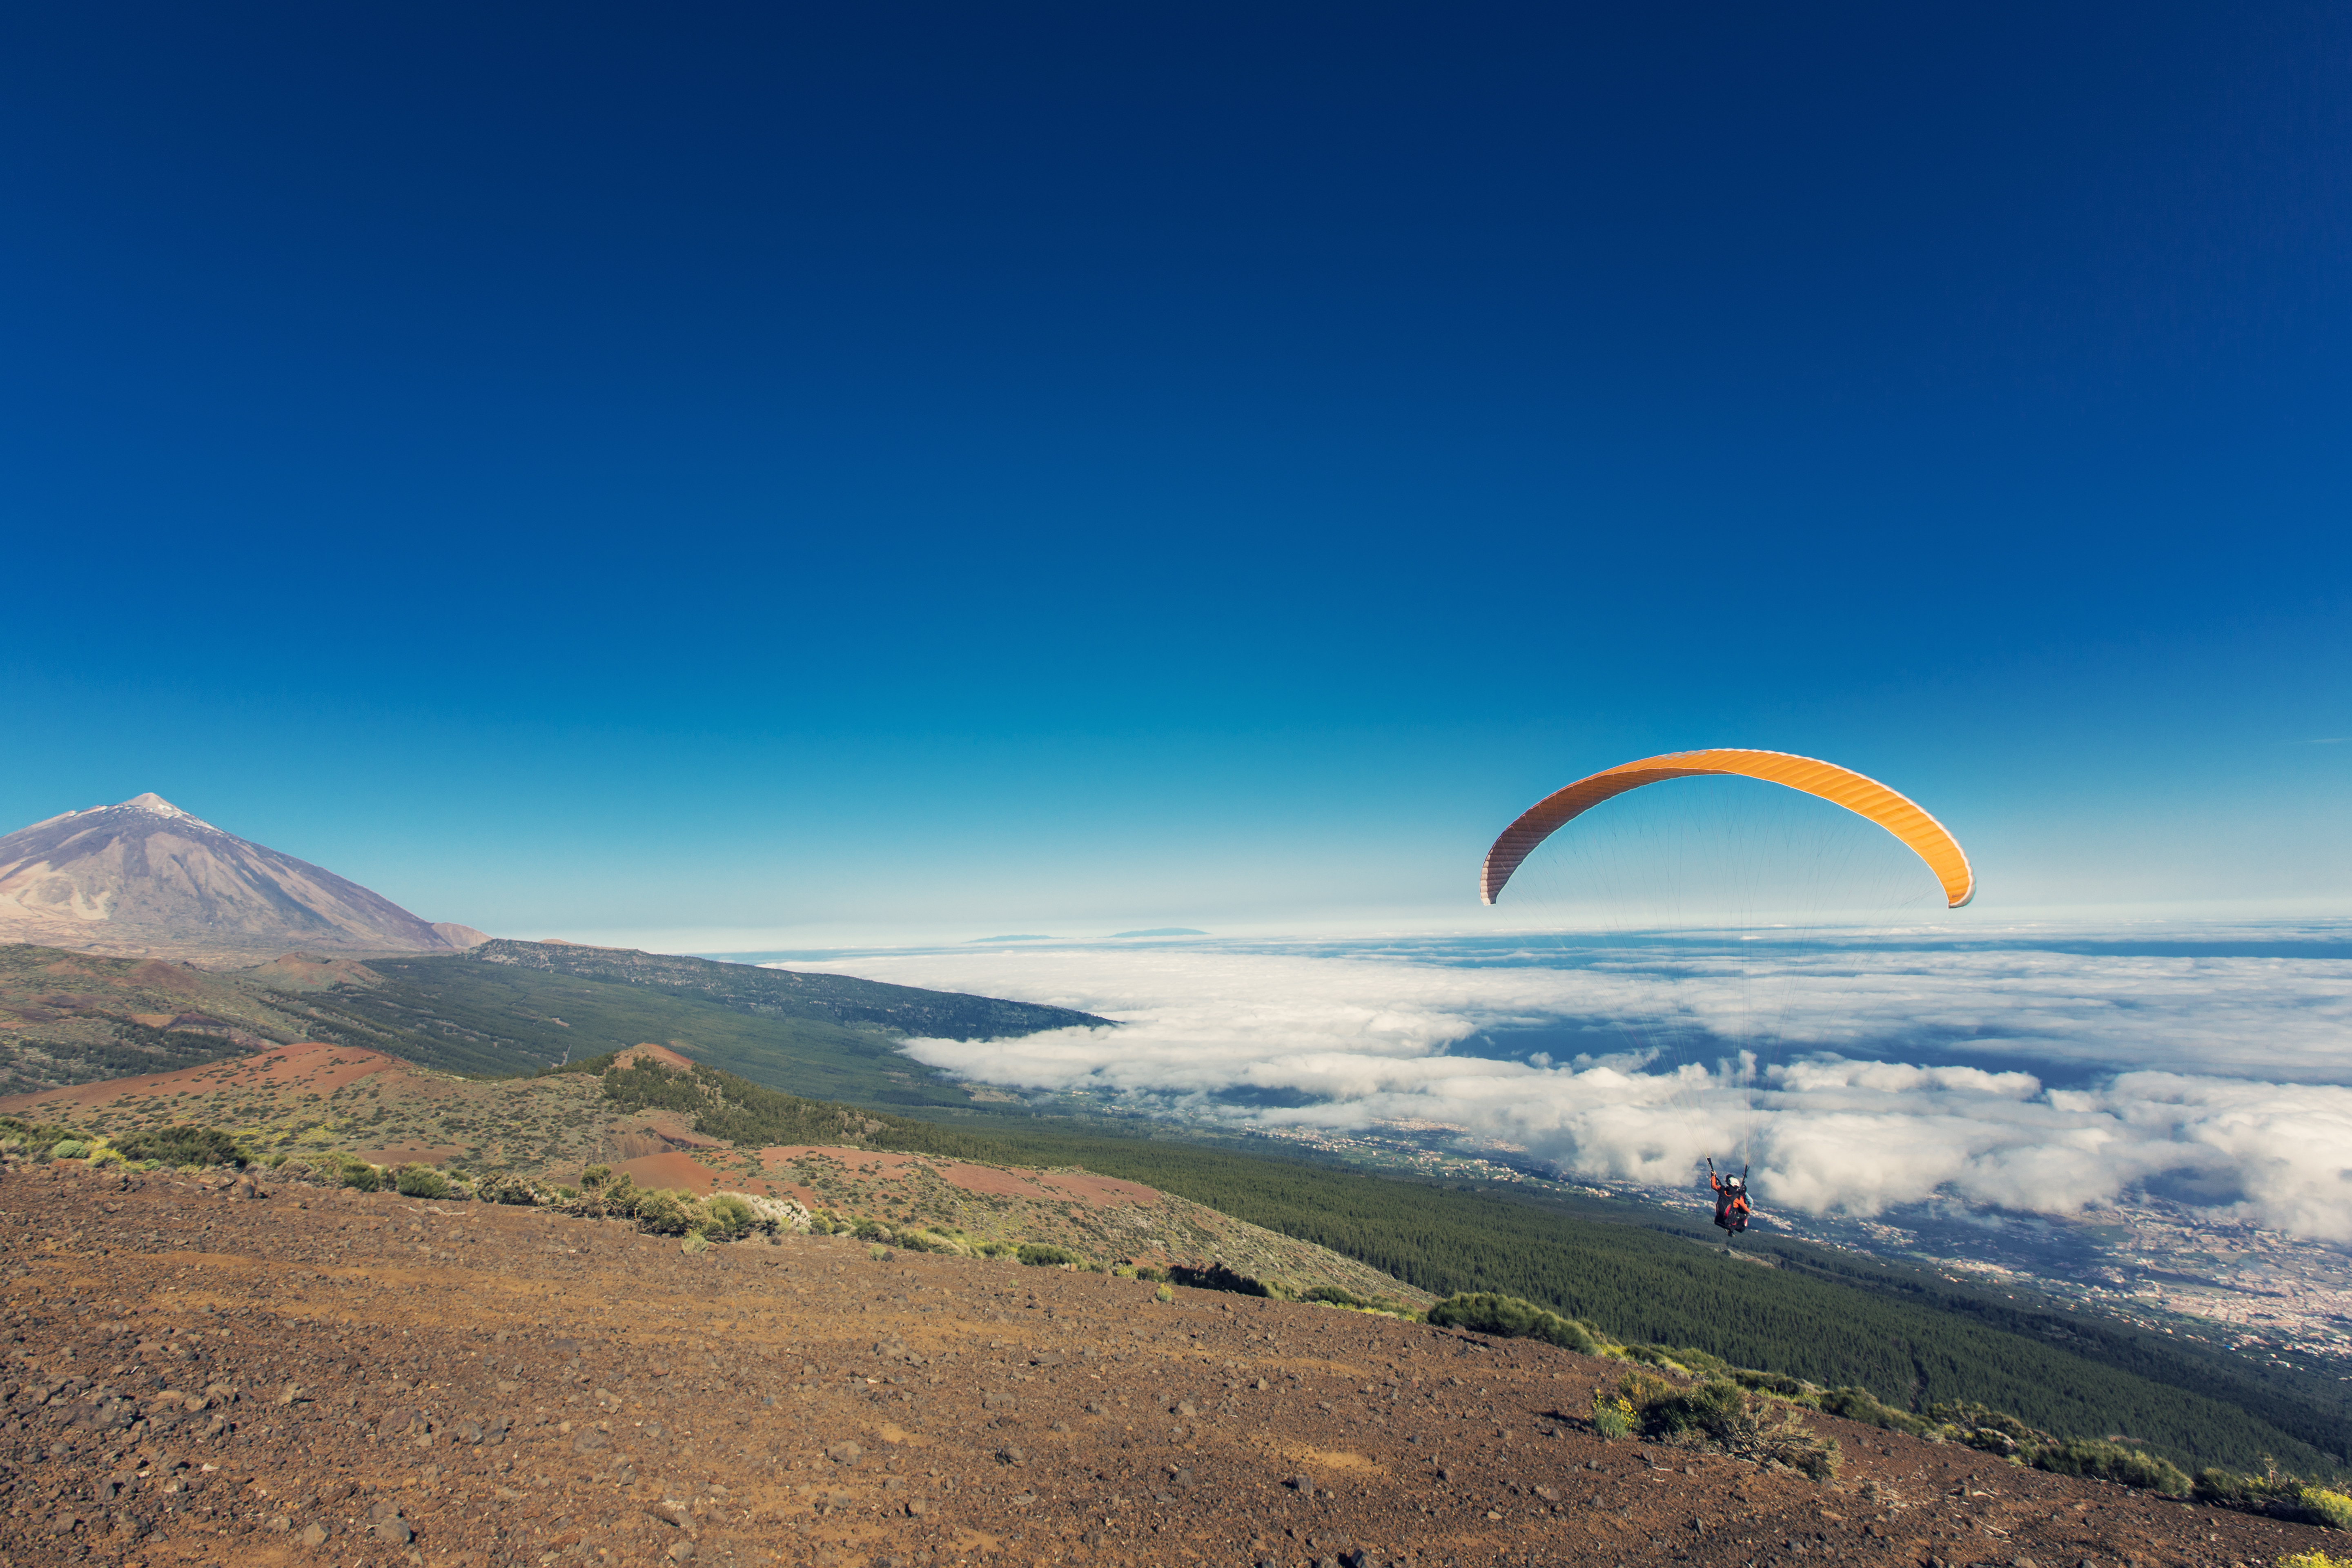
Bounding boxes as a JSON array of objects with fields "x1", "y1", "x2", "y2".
[{"x1": 0, "y1": 793, "x2": 470, "y2": 958}]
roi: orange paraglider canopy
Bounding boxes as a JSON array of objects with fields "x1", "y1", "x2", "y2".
[{"x1": 1480, "y1": 748, "x2": 1975, "y2": 909}]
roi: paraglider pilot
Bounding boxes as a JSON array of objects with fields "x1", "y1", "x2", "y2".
[{"x1": 1707, "y1": 1159, "x2": 1751, "y2": 1236}]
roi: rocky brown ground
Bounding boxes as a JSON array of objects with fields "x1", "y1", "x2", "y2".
[{"x1": 0, "y1": 1161, "x2": 2337, "y2": 1568}]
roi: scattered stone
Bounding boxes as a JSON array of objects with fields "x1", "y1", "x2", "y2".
[
  {"x1": 827, "y1": 1441, "x2": 864, "y2": 1464},
  {"x1": 981, "y1": 1390, "x2": 1016, "y2": 1410},
  {"x1": 298, "y1": 1521, "x2": 328, "y2": 1547}
]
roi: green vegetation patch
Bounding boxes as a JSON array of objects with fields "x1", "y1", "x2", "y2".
[{"x1": 114, "y1": 1124, "x2": 252, "y2": 1169}]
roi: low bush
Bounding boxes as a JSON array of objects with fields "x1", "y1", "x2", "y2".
[
  {"x1": 482, "y1": 1174, "x2": 541, "y2": 1205},
  {"x1": 1301, "y1": 1285, "x2": 1367, "y2": 1307},
  {"x1": 2216, "y1": 1473, "x2": 2352, "y2": 1531},
  {"x1": 115, "y1": 1124, "x2": 249, "y2": 1168},
  {"x1": 851, "y1": 1217, "x2": 891, "y2": 1242},
  {"x1": 2278, "y1": 1553, "x2": 2352, "y2": 1568},
  {"x1": 634, "y1": 1188, "x2": 699, "y2": 1236},
  {"x1": 593, "y1": 1173, "x2": 642, "y2": 1217},
  {"x1": 2034, "y1": 1440, "x2": 2191, "y2": 1496},
  {"x1": 1167, "y1": 1261, "x2": 1268, "y2": 1296},
  {"x1": 1018, "y1": 1243, "x2": 1085, "y2": 1268},
  {"x1": 48, "y1": 1140, "x2": 88, "y2": 1160},
  {"x1": 1616, "y1": 1370, "x2": 1840, "y2": 1480},
  {"x1": 0, "y1": 1115, "x2": 90, "y2": 1153},
  {"x1": 341, "y1": 1160, "x2": 383, "y2": 1192},
  {"x1": 580, "y1": 1164, "x2": 613, "y2": 1189},
  {"x1": 892, "y1": 1226, "x2": 969, "y2": 1254},
  {"x1": 1815, "y1": 1385, "x2": 1935, "y2": 1437},
  {"x1": 700, "y1": 1193, "x2": 759, "y2": 1241},
  {"x1": 393, "y1": 1164, "x2": 450, "y2": 1199},
  {"x1": 1591, "y1": 1388, "x2": 1637, "y2": 1439},
  {"x1": 1426, "y1": 1292, "x2": 1605, "y2": 1356}
]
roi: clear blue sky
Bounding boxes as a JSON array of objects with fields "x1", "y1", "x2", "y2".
[{"x1": 4, "y1": 3, "x2": 2346, "y2": 944}]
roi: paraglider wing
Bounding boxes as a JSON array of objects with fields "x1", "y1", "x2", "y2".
[{"x1": 1479, "y1": 748, "x2": 1974, "y2": 909}]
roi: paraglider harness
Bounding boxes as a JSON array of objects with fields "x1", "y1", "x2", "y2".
[{"x1": 1707, "y1": 1159, "x2": 1751, "y2": 1236}]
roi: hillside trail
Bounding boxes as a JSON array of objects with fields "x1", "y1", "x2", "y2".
[{"x1": 0, "y1": 1161, "x2": 2329, "y2": 1568}]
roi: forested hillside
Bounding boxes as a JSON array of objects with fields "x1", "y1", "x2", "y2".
[
  {"x1": 918, "y1": 1126, "x2": 2351, "y2": 1479},
  {"x1": 255, "y1": 944, "x2": 1095, "y2": 1104},
  {"x1": 461, "y1": 940, "x2": 1111, "y2": 1039}
]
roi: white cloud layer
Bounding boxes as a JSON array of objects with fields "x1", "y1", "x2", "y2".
[{"x1": 774, "y1": 939, "x2": 2352, "y2": 1242}]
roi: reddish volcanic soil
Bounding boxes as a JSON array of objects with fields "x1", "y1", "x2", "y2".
[
  {"x1": 0, "y1": 1159, "x2": 2333, "y2": 1568},
  {"x1": 0, "y1": 1042, "x2": 392, "y2": 1119}
]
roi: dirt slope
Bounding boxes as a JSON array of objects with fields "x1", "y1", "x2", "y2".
[
  {"x1": 0, "y1": 1045, "x2": 1428, "y2": 1303},
  {"x1": 0, "y1": 1042, "x2": 666, "y2": 1175},
  {"x1": 0, "y1": 1162, "x2": 2335, "y2": 1568}
]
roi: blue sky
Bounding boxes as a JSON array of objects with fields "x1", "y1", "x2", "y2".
[{"x1": 4, "y1": 2, "x2": 2347, "y2": 943}]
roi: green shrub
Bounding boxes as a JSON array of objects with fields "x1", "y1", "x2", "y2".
[
  {"x1": 1301, "y1": 1285, "x2": 1366, "y2": 1307},
  {"x1": 1621, "y1": 1372, "x2": 1841, "y2": 1480},
  {"x1": 682, "y1": 1232, "x2": 712, "y2": 1255},
  {"x1": 1154, "y1": 1282, "x2": 1175, "y2": 1303},
  {"x1": 2032, "y1": 1439, "x2": 2190, "y2": 1495},
  {"x1": 2278, "y1": 1552, "x2": 2352, "y2": 1568},
  {"x1": 0, "y1": 1115, "x2": 90, "y2": 1153},
  {"x1": 1628, "y1": 1343, "x2": 1733, "y2": 1376},
  {"x1": 1591, "y1": 1388, "x2": 1637, "y2": 1439},
  {"x1": 867, "y1": 1243, "x2": 892, "y2": 1261},
  {"x1": 1815, "y1": 1385, "x2": 1934, "y2": 1437},
  {"x1": 1425, "y1": 1292, "x2": 1604, "y2": 1356},
  {"x1": 700, "y1": 1193, "x2": 758, "y2": 1241},
  {"x1": 48, "y1": 1140, "x2": 87, "y2": 1160},
  {"x1": 1168, "y1": 1261, "x2": 1268, "y2": 1296},
  {"x1": 393, "y1": 1164, "x2": 450, "y2": 1199},
  {"x1": 580, "y1": 1164, "x2": 613, "y2": 1189},
  {"x1": 479, "y1": 1174, "x2": 538, "y2": 1206},
  {"x1": 341, "y1": 1160, "x2": 382, "y2": 1192},
  {"x1": 851, "y1": 1217, "x2": 890, "y2": 1241},
  {"x1": 892, "y1": 1227, "x2": 953, "y2": 1254},
  {"x1": 2204, "y1": 1470, "x2": 2352, "y2": 1529},
  {"x1": 2300, "y1": 1488, "x2": 2352, "y2": 1531},
  {"x1": 1018, "y1": 1243, "x2": 1084, "y2": 1268},
  {"x1": 597, "y1": 1174, "x2": 641, "y2": 1216},
  {"x1": 115, "y1": 1125, "x2": 250, "y2": 1168},
  {"x1": 634, "y1": 1188, "x2": 698, "y2": 1236}
]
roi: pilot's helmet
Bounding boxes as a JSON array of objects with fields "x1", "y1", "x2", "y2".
[{"x1": 1724, "y1": 1176, "x2": 1744, "y2": 1190}]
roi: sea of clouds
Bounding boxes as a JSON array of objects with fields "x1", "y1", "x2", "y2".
[{"x1": 772, "y1": 933, "x2": 2352, "y2": 1242}]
